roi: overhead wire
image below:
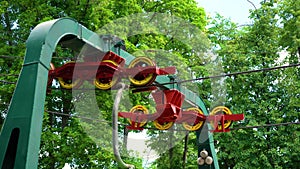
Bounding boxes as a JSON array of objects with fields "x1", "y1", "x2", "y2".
[
  {"x1": 0, "y1": 74, "x2": 19, "y2": 77},
  {"x1": 1, "y1": 55, "x2": 300, "y2": 131},
  {"x1": 0, "y1": 80, "x2": 16, "y2": 84},
  {"x1": 159, "y1": 62, "x2": 300, "y2": 86},
  {"x1": 0, "y1": 55, "x2": 23, "y2": 59},
  {"x1": 45, "y1": 110, "x2": 98, "y2": 121},
  {"x1": 45, "y1": 110, "x2": 300, "y2": 131},
  {"x1": 230, "y1": 121, "x2": 300, "y2": 131},
  {"x1": 1, "y1": 103, "x2": 298, "y2": 131},
  {"x1": 0, "y1": 55, "x2": 72, "y2": 60},
  {"x1": 1, "y1": 62, "x2": 300, "y2": 86}
]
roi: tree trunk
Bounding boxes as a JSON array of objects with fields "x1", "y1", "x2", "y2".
[
  {"x1": 123, "y1": 127, "x2": 128, "y2": 149},
  {"x1": 182, "y1": 131, "x2": 189, "y2": 169},
  {"x1": 169, "y1": 127, "x2": 174, "y2": 168}
]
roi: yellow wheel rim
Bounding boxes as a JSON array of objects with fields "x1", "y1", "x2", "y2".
[
  {"x1": 58, "y1": 78, "x2": 81, "y2": 89},
  {"x1": 57, "y1": 61, "x2": 81, "y2": 89},
  {"x1": 182, "y1": 108, "x2": 204, "y2": 131},
  {"x1": 210, "y1": 106, "x2": 233, "y2": 130},
  {"x1": 153, "y1": 120, "x2": 174, "y2": 130},
  {"x1": 94, "y1": 60, "x2": 118, "y2": 90},
  {"x1": 129, "y1": 105, "x2": 148, "y2": 127},
  {"x1": 128, "y1": 57, "x2": 155, "y2": 86}
]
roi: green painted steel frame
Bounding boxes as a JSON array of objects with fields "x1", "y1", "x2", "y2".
[{"x1": 0, "y1": 18, "x2": 219, "y2": 169}]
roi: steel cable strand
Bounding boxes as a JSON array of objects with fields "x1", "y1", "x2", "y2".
[{"x1": 112, "y1": 83, "x2": 135, "y2": 169}]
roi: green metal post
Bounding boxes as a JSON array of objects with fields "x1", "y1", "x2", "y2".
[{"x1": 0, "y1": 18, "x2": 106, "y2": 169}]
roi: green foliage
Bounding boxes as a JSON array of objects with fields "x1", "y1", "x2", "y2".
[
  {"x1": 1, "y1": 0, "x2": 208, "y2": 168},
  {"x1": 278, "y1": 0, "x2": 300, "y2": 57},
  {"x1": 208, "y1": 0, "x2": 300, "y2": 168},
  {"x1": 2, "y1": 0, "x2": 299, "y2": 168},
  {"x1": 148, "y1": 131, "x2": 199, "y2": 169}
]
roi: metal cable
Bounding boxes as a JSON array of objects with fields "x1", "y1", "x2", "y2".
[
  {"x1": 0, "y1": 80, "x2": 16, "y2": 84},
  {"x1": 0, "y1": 74, "x2": 19, "y2": 77},
  {"x1": 158, "y1": 62, "x2": 300, "y2": 86},
  {"x1": 230, "y1": 121, "x2": 300, "y2": 131},
  {"x1": 1, "y1": 62, "x2": 300, "y2": 86},
  {"x1": 112, "y1": 83, "x2": 135, "y2": 169},
  {"x1": 45, "y1": 110, "x2": 300, "y2": 131}
]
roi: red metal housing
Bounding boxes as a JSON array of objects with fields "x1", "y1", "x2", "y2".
[
  {"x1": 118, "y1": 89, "x2": 245, "y2": 132},
  {"x1": 48, "y1": 51, "x2": 176, "y2": 89},
  {"x1": 118, "y1": 89, "x2": 185, "y2": 130},
  {"x1": 207, "y1": 114, "x2": 245, "y2": 132}
]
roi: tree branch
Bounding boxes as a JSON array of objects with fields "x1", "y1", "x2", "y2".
[
  {"x1": 246, "y1": 0, "x2": 257, "y2": 10},
  {"x1": 0, "y1": 80, "x2": 16, "y2": 84},
  {"x1": 0, "y1": 55, "x2": 23, "y2": 59}
]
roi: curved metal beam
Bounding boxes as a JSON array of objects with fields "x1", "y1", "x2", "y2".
[{"x1": 0, "y1": 18, "x2": 106, "y2": 169}]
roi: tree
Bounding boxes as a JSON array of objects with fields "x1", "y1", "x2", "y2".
[
  {"x1": 208, "y1": 0, "x2": 300, "y2": 168},
  {"x1": 8, "y1": 0, "x2": 299, "y2": 168},
  {"x1": 278, "y1": 0, "x2": 300, "y2": 58},
  {"x1": 129, "y1": 1, "x2": 212, "y2": 169},
  {"x1": 0, "y1": 0, "x2": 141, "y2": 168},
  {"x1": 1, "y1": 0, "x2": 211, "y2": 168}
]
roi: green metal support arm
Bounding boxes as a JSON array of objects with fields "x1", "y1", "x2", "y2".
[
  {"x1": 0, "y1": 18, "x2": 219, "y2": 169},
  {"x1": 0, "y1": 18, "x2": 107, "y2": 169}
]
